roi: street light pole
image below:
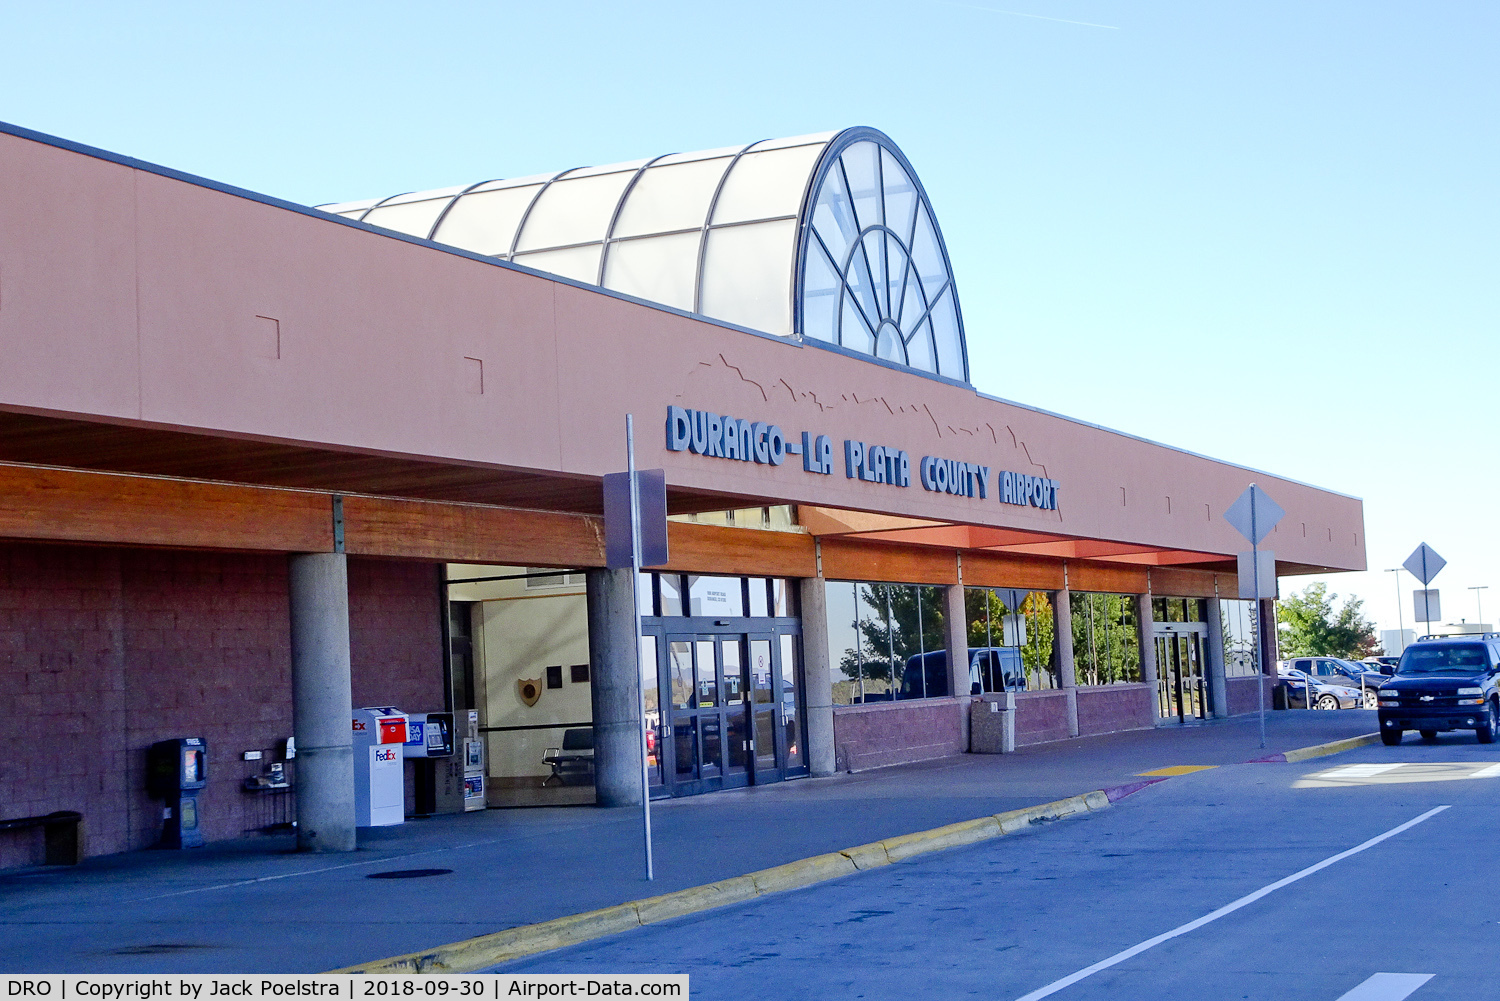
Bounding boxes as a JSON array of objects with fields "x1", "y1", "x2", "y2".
[
  {"x1": 1385, "y1": 569, "x2": 1405, "y2": 653},
  {"x1": 1470, "y1": 586, "x2": 1489, "y2": 635}
]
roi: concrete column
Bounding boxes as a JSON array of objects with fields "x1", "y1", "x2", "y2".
[
  {"x1": 289, "y1": 553, "x2": 356, "y2": 853},
  {"x1": 799, "y1": 576, "x2": 837, "y2": 778},
  {"x1": 1136, "y1": 593, "x2": 1162, "y2": 724},
  {"x1": 1053, "y1": 589, "x2": 1080, "y2": 737},
  {"x1": 1205, "y1": 597, "x2": 1230, "y2": 718},
  {"x1": 943, "y1": 583, "x2": 972, "y2": 751},
  {"x1": 586, "y1": 567, "x2": 645, "y2": 807}
]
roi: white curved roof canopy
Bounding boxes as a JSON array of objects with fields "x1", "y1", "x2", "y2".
[{"x1": 319, "y1": 127, "x2": 968, "y2": 381}]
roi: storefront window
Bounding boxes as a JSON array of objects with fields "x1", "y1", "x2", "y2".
[
  {"x1": 1070, "y1": 592, "x2": 1142, "y2": 685},
  {"x1": 1220, "y1": 598, "x2": 1259, "y2": 677},
  {"x1": 747, "y1": 577, "x2": 770, "y2": 617},
  {"x1": 772, "y1": 578, "x2": 793, "y2": 617},
  {"x1": 637, "y1": 572, "x2": 656, "y2": 616},
  {"x1": 687, "y1": 575, "x2": 744, "y2": 617},
  {"x1": 641, "y1": 573, "x2": 794, "y2": 621},
  {"x1": 659, "y1": 574, "x2": 685, "y2": 617},
  {"x1": 827, "y1": 581, "x2": 947, "y2": 704},
  {"x1": 1152, "y1": 597, "x2": 1206, "y2": 624},
  {"x1": 826, "y1": 582, "x2": 860, "y2": 706},
  {"x1": 965, "y1": 588, "x2": 1057, "y2": 692}
]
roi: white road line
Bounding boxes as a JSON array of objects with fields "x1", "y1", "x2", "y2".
[
  {"x1": 1470, "y1": 762, "x2": 1500, "y2": 778},
  {"x1": 1322, "y1": 763, "x2": 1407, "y2": 778},
  {"x1": 1334, "y1": 972, "x2": 1433, "y2": 1000},
  {"x1": 1013, "y1": 806, "x2": 1451, "y2": 1001}
]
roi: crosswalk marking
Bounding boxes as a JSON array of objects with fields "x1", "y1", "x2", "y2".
[
  {"x1": 1298, "y1": 761, "x2": 1500, "y2": 787},
  {"x1": 1323, "y1": 763, "x2": 1406, "y2": 779},
  {"x1": 1334, "y1": 972, "x2": 1433, "y2": 1000}
]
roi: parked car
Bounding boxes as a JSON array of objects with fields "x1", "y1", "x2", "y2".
[
  {"x1": 902, "y1": 646, "x2": 1025, "y2": 698},
  {"x1": 1377, "y1": 635, "x2": 1500, "y2": 745},
  {"x1": 1275, "y1": 665, "x2": 1363, "y2": 710},
  {"x1": 1284, "y1": 656, "x2": 1385, "y2": 708}
]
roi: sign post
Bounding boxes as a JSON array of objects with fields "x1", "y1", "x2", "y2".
[
  {"x1": 602, "y1": 417, "x2": 669, "y2": 882},
  {"x1": 1403, "y1": 543, "x2": 1446, "y2": 636},
  {"x1": 1224, "y1": 484, "x2": 1285, "y2": 749}
]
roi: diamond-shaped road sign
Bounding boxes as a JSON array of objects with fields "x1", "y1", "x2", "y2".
[
  {"x1": 1403, "y1": 543, "x2": 1446, "y2": 586},
  {"x1": 1224, "y1": 484, "x2": 1286, "y2": 545}
]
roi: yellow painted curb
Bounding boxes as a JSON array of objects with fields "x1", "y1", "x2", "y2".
[
  {"x1": 333, "y1": 789, "x2": 1113, "y2": 975},
  {"x1": 994, "y1": 792, "x2": 1096, "y2": 834},
  {"x1": 636, "y1": 876, "x2": 756, "y2": 925},
  {"x1": 883, "y1": 815, "x2": 1000, "y2": 862},
  {"x1": 1281, "y1": 732, "x2": 1381, "y2": 763},
  {"x1": 840, "y1": 840, "x2": 891, "y2": 870},
  {"x1": 750, "y1": 851, "x2": 858, "y2": 894}
]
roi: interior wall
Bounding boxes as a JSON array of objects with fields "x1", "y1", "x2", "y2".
[{"x1": 457, "y1": 566, "x2": 593, "y2": 784}]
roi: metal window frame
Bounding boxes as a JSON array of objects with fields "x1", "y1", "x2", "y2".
[{"x1": 792, "y1": 128, "x2": 970, "y2": 384}]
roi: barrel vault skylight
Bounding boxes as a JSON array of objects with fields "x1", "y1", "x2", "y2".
[{"x1": 319, "y1": 127, "x2": 967, "y2": 382}]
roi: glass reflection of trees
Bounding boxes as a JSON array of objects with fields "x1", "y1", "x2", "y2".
[
  {"x1": 1069, "y1": 593, "x2": 1142, "y2": 686},
  {"x1": 1219, "y1": 598, "x2": 1260, "y2": 677},
  {"x1": 828, "y1": 582, "x2": 945, "y2": 704},
  {"x1": 965, "y1": 587, "x2": 1057, "y2": 692}
]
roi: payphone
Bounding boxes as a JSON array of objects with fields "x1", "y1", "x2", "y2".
[
  {"x1": 147, "y1": 737, "x2": 208, "y2": 848},
  {"x1": 403, "y1": 712, "x2": 454, "y2": 759},
  {"x1": 405, "y1": 712, "x2": 462, "y2": 816},
  {"x1": 462, "y1": 709, "x2": 486, "y2": 811},
  {"x1": 352, "y1": 707, "x2": 407, "y2": 827}
]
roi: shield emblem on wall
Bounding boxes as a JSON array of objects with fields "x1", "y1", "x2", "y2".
[{"x1": 518, "y1": 678, "x2": 542, "y2": 707}]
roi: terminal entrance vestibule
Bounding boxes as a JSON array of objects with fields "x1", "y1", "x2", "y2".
[
  {"x1": 1153, "y1": 597, "x2": 1211, "y2": 723},
  {"x1": 641, "y1": 573, "x2": 806, "y2": 797}
]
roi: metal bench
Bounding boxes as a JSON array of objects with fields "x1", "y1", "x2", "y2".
[
  {"x1": 0, "y1": 810, "x2": 83, "y2": 865},
  {"x1": 542, "y1": 728, "x2": 595, "y2": 787}
]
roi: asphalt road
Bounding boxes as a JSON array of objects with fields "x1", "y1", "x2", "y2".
[
  {"x1": 497, "y1": 731, "x2": 1500, "y2": 1000},
  {"x1": 0, "y1": 711, "x2": 1374, "y2": 973}
]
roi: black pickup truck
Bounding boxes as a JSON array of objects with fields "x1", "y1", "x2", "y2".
[{"x1": 1377, "y1": 636, "x2": 1500, "y2": 745}]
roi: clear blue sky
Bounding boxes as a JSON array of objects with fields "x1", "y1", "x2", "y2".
[{"x1": 2, "y1": 1, "x2": 1495, "y2": 642}]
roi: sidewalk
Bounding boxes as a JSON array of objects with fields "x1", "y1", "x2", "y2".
[{"x1": 0, "y1": 709, "x2": 1374, "y2": 974}]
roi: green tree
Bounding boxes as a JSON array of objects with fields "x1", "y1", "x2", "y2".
[
  {"x1": 1276, "y1": 583, "x2": 1379, "y2": 659},
  {"x1": 965, "y1": 588, "x2": 1055, "y2": 688},
  {"x1": 837, "y1": 584, "x2": 945, "y2": 693},
  {"x1": 1070, "y1": 593, "x2": 1142, "y2": 684}
]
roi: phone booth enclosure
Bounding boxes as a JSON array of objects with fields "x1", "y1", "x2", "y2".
[
  {"x1": 147, "y1": 737, "x2": 208, "y2": 798},
  {"x1": 406, "y1": 711, "x2": 460, "y2": 816},
  {"x1": 147, "y1": 737, "x2": 208, "y2": 848}
]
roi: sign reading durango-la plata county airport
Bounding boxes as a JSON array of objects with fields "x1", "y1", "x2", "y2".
[{"x1": 665, "y1": 405, "x2": 1060, "y2": 512}]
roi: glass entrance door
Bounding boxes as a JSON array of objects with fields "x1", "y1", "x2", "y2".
[
  {"x1": 1155, "y1": 631, "x2": 1208, "y2": 722},
  {"x1": 663, "y1": 634, "x2": 750, "y2": 795}
]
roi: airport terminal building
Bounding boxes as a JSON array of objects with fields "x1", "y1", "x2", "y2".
[{"x1": 0, "y1": 122, "x2": 1365, "y2": 866}]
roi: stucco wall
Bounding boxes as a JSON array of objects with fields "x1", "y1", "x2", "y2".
[{"x1": 473, "y1": 582, "x2": 593, "y2": 783}]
